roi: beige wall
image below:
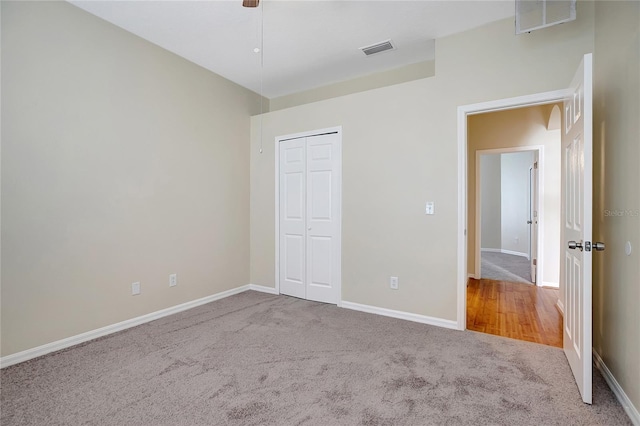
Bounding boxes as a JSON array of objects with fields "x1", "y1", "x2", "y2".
[
  {"x1": 480, "y1": 155, "x2": 501, "y2": 250},
  {"x1": 468, "y1": 106, "x2": 562, "y2": 286},
  {"x1": 593, "y1": 0, "x2": 640, "y2": 414},
  {"x1": 250, "y1": 5, "x2": 595, "y2": 320},
  {"x1": 270, "y1": 60, "x2": 435, "y2": 112},
  {"x1": 251, "y1": 81, "x2": 461, "y2": 319},
  {"x1": 1, "y1": 1, "x2": 263, "y2": 356}
]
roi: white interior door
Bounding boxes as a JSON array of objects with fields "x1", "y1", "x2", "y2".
[
  {"x1": 279, "y1": 138, "x2": 306, "y2": 299},
  {"x1": 305, "y1": 134, "x2": 341, "y2": 304},
  {"x1": 529, "y1": 159, "x2": 538, "y2": 283},
  {"x1": 279, "y1": 132, "x2": 341, "y2": 304},
  {"x1": 561, "y1": 53, "x2": 593, "y2": 404}
]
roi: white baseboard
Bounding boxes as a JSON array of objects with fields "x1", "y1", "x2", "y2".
[
  {"x1": 0, "y1": 285, "x2": 252, "y2": 369},
  {"x1": 556, "y1": 299, "x2": 565, "y2": 316},
  {"x1": 1, "y1": 285, "x2": 456, "y2": 369},
  {"x1": 480, "y1": 247, "x2": 502, "y2": 253},
  {"x1": 539, "y1": 280, "x2": 559, "y2": 288},
  {"x1": 481, "y1": 248, "x2": 529, "y2": 258},
  {"x1": 248, "y1": 284, "x2": 278, "y2": 295},
  {"x1": 593, "y1": 350, "x2": 640, "y2": 425},
  {"x1": 341, "y1": 301, "x2": 458, "y2": 330}
]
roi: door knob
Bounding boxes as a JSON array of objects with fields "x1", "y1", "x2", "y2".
[
  {"x1": 308, "y1": 227, "x2": 312, "y2": 231},
  {"x1": 527, "y1": 220, "x2": 533, "y2": 224},
  {"x1": 568, "y1": 241, "x2": 583, "y2": 251},
  {"x1": 593, "y1": 242, "x2": 605, "y2": 251}
]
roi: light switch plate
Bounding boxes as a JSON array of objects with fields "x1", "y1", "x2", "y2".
[{"x1": 426, "y1": 201, "x2": 435, "y2": 215}]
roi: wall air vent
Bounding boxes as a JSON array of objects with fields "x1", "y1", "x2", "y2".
[
  {"x1": 360, "y1": 40, "x2": 395, "y2": 56},
  {"x1": 516, "y1": 0, "x2": 576, "y2": 34}
]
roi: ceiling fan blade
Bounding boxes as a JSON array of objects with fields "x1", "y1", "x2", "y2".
[{"x1": 242, "y1": 0, "x2": 259, "y2": 7}]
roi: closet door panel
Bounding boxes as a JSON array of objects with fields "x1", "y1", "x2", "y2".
[
  {"x1": 306, "y1": 133, "x2": 340, "y2": 304},
  {"x1": 279, "y1": 139, "x2": 306, "y2": 299}
]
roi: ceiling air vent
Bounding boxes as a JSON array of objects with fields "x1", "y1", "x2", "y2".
[{"x1": 360, "y1": 40, "x2": 395, "y2": 56}]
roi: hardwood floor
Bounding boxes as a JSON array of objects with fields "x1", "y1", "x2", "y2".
[{"x1": 466, "y1": 278, "x2": 563, "y2": 348}]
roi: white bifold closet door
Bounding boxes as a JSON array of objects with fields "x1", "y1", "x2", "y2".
[{"x1": 279, "y1": 132, "x2": 341, "y2": 304}]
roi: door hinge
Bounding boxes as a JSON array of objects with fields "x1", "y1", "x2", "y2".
[
  {"x1": 533, "y1": 259, "x2": 537, "y2": 266},
  {"x1": 534, "y1": 162, "x2": 538, "y2": 169}
]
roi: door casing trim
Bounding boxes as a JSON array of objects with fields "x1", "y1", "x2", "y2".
[{"x1": 457, "y1": 90, "x2": 569, "y2": 330}]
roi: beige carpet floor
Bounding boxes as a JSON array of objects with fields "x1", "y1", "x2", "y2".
[{"x1": 0, "y1": 291, "x2": 631, "y2": 425}]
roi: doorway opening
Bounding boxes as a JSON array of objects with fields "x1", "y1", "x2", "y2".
[
  {"x1": 475, "y1": 147, "x2": 541, "y2": 285},
  {"x1": 461, "y1": 101, "x2": 563, "y2": 347}
]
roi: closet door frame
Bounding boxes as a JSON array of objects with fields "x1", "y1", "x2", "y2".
[{"x1": 274, "y1": 126, "x2": 342, "y2": 305}]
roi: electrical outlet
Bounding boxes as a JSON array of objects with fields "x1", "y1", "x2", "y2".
[
  {"x1": 390, "y1": 276, "x2": 399, "y2": 290},
  {"x1": 169, "y1": 273, "x2": 177, "y2": 287},
  {"x1": 132, "y1": 281, "x2": 141, "y2": 295}
]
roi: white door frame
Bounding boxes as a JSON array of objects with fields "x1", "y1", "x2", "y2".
[
  {"x1": 274, "y1": 126, "x2": 343, "y2": 305},
  {"x1": 474, "y1": 146, "x2": 545, "y2": 284},
  {"x1": 457, "y1": 90, "x2": 568, "y2": 329},
  {"x1": 529, "y1": 158, "x2": 539, "y2": 284}
]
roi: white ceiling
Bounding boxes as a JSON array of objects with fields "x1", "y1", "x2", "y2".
[{"x1": 70, "y1": 1, "x2": 515, "y2": 99}]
